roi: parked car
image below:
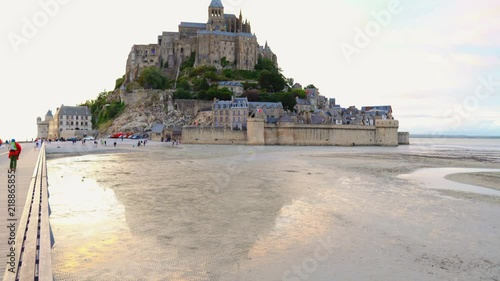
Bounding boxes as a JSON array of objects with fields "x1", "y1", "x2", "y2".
[
  {"x1": 66, "y1": 137, "x2": 79, "y2": 142},
  {"x1": 110, "y1": 132, "x2": 124, "y2": 138},
  {"x1": 83, "y1": 136, "x2": 95, "y2": 141}
]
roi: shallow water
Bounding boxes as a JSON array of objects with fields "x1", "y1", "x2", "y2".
[
  {"x1": 399, "y1": 168, "x2": 500, "y2": 196},
  {"x1": 47, "y1": 140, "x2": 500, "y2": 281}
]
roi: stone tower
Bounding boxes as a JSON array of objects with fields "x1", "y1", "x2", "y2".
[{"x1": 208, "y1": 0, "x2": 225, "y2": 31}]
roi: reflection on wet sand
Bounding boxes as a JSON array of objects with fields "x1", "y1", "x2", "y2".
[{"x1": 47, "y1": 144, "x2": 500, "y2": 281}]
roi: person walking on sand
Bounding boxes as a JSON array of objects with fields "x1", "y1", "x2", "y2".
[{"x1": 8, "y1": 139, "x2": 22, "y2": 171}]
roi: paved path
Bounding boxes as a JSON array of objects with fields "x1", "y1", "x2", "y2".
[{"x1": 0, "y1": 144, "x2": 40, "y2": 280}]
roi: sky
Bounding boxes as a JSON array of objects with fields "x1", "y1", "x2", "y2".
[{"x1": 1, "y1": 0, "x2": 499, "y2": 140}]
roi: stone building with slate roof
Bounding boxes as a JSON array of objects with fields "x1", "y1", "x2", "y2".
[
  {"x1": 212, "y1": 97, "x2": 284, "y2": 129},
  {"x1": 126, "y1": 0, "x2": 277, "y2": 82},
  {"x1": 37, "y1": 105, "x2": 93, "y2": 139},
  {"x1": 218, "y1": 81, "x2": 244, "y2": 96},
  {"x1": 212, "y1": 97, "x2": 249, "y2": 129},
  {"x1": 150, "y1": 123, "x2": 166, "y2": 142}
]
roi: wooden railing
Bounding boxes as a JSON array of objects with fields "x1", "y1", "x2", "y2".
[{"x1": 3, "y1": 145, "x2": 53, "y2": 281}]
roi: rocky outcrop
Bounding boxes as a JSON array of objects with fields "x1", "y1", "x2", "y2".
[{"x1": 101, "y1": 89, "x2": 195, "y2": 135}]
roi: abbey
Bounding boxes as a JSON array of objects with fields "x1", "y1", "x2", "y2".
[{"x1": 125, "y1": 0, "x2": 277, "y2": 82}]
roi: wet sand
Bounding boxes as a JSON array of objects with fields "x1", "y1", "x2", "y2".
[
  {"x1": 45, "y1": 142, "x2": 500, "y2": 281},
  {"x1": 445, "y1": 172, "x2": 500, "y2": 191}
]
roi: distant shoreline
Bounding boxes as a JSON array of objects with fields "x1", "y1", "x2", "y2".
[{"x1": 410, "y1": 134, "x2": 500, "y2": 139}]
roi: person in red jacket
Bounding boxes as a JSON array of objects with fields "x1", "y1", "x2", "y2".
[{"x1": 8, "y1": 139, "x2": 22, "y2": 171}]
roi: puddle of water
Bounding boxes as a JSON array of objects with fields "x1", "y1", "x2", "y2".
[
  {"x1": 48, "y1": 156, "x2": 130, "y2": 278},
  {"x1": 399, "y1": 168, "x2": 500, "y2": 196}
]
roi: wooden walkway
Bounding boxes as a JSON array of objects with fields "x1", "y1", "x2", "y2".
[{"x1": 0, "y1": 144, "x2": 52, "y2": 281}]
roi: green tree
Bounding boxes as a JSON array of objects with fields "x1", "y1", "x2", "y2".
[
  {"x1": 222, "y1": 68, "x2": 235, "y2": 79},
  {"x1": 291, "y1": 88, "x2": 306, "y2": 99},
  {"x1": 276, "y1": 92, "x2": 297, "y2": 111},
  {"x1": 138, "y1": 67, "x2": 170, "y2": 90},
  {"x1": 259, "y1": 70, "x2": 286, "y2": 92},
  {"x1": 114, "y1": 75, "x2": 125, "y2": 90},
  {"x1": 221, "y1": 57, "x2": 230, "y2": 68},
  {"x1": 176, "y1": 77, "x2": 191, "y2": 90},
  {"x1": 180, "y1": 52, "x2": 196, "y2": 72},
  {"x1": 174, "y1": 89, "x2": 193, "y2": 99},
  {"x1": 305, "y1": 84, "x2": 317, "y2": 89},
  {"x1": 80, "y1": 91, "x2": 126, "y2": 129},
  {"x1": 255, "y1": 56, "x2": 277, "y2": 72}
]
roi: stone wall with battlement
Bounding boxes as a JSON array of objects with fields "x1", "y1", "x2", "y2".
[{"x1": 183, "y1": 119, "x2": 401, "y2": 146}]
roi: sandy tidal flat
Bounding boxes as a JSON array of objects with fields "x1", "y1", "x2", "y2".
[{"x1": 45, "y1": 140, "x2": 500, "y2": 281}]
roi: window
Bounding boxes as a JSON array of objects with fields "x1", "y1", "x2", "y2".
[{"x1": 60, "y1": 121, "x2": 63, "y2": 125}]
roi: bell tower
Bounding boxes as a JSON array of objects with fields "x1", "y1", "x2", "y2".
[{"x1": 208, "y1": 0, "x2": 225, "y2": 31}]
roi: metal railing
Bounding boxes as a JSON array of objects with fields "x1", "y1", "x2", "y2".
[{"x1": 3, "y1": 145, "x2": 53, "y2": 281}]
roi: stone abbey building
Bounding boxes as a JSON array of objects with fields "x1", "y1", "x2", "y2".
[{"x1": 125, "y1": 0, "x2": 277, "y2": 82}]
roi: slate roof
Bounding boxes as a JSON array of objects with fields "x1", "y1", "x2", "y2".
[
  {"x1": 248, "y1": 102, "x2": 283, "y2": 109},
  {"x1": 151, "y1": 123, "x2": 165, "y2": 133},
  {"x1": 58, "y1": 106, "x2": 91, "y2": 116},
  {"x1": 198, "y1": 30, "x2": 255, "y2": 38},
  {"x1": 311, "y1": 114, "x2": 324, "y2": 124},
  {"x1": 210, "y1": 0, "x2": 224, "y2": 8},
  {"x1": 219, "y1": 81, "x2": 243, "y2": 87},
  {"x1": 266, "y1": 117, "x2": 279, "y2": 124},
  {"x1": 295, "y1": 98, "x2": 311, "y2": 106},
  {"x1": 361, "y1": 105, "x2": 392, "y2": 113},
  {"x1": 213, "y1": 100, "x2": 233, "y2": 109},
  {"x1": 278, "y1": 114, "x2": 293, "y2": 123},
  {"x1": 180, "y1": 22, "x2": 207, "y2": 29},
  {"x1": 232, "y1": 98, "x2": 248, "y2": 108},
  {"x1": 45, "y1": 110, "x2": 53, "y2": 117}
]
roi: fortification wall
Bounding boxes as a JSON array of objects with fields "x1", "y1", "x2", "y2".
[
  {"x1": 120, "y1": 89, "x2": 170, "y2": 106},
  {"x1": 374, "y1": 120, "x2": 399, "y2": 146},
  {"x1": 264, "y1": 123, "x2": 376, "y2": 146},
  {"x1": 398, "y1": 132, "x2": 410, "y2": 145},
  {"x1": 183, "y1": 119, "x2": 400, "y2": 146},
  {"x1": 182, "y1": 126, "x2": 247, "y2": 145},
  {"x1": 174, "y1": 99, "x2": 213, "y2": 116}
]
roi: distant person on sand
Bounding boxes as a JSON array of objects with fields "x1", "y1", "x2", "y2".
[
  {"x1": 34, "y1": 140, "x2": 38, "y2": 150},
  {"x1": 8, "y1": 139, "x2": 22, "y2": 171},
  {"x1": 113, "y1": 141, "x2": 117, "y2": 147}
]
